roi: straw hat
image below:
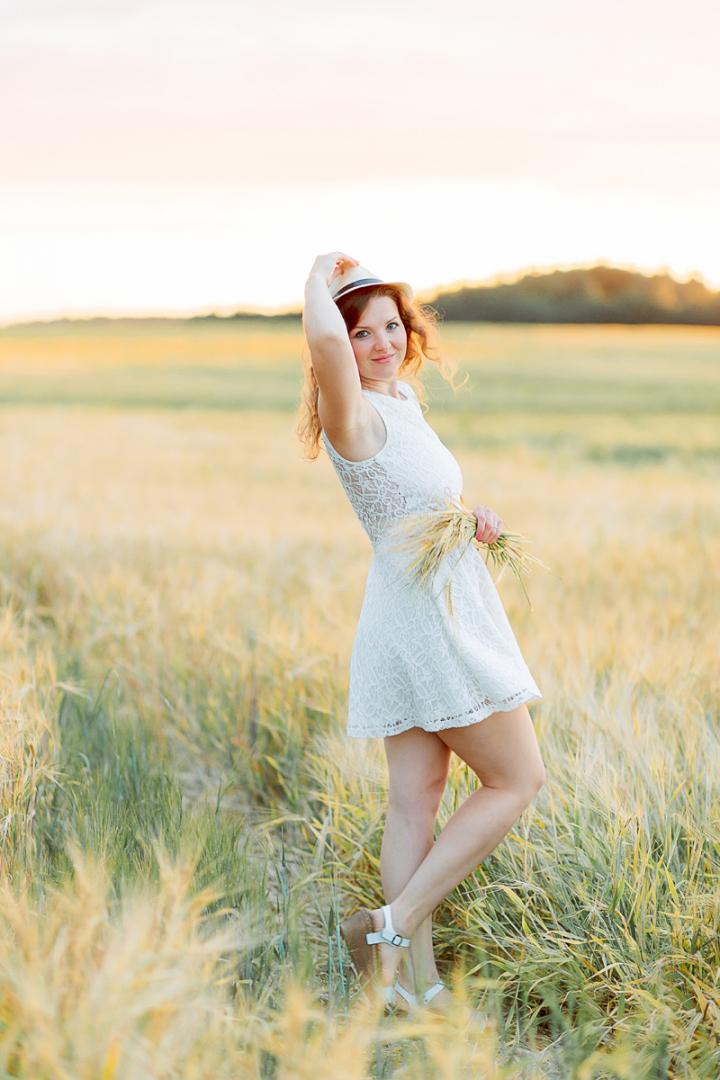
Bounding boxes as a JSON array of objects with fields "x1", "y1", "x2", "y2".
[{"x1": 330, "y1": 264, "x2": 413, "y2": 305}]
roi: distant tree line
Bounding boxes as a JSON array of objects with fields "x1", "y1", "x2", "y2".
[
  {"x1": 423, "y1": 266, "x2": 720, "y2": 324},
  {"x1": 192, "y1": 311, "x2": 301, "y2": 323},
  {"x1": 210, "y1": 265, "x2": 720, "y2": 325},
  {"x1": 25, "y1": 265, "x2": 715, "y2": 329}
]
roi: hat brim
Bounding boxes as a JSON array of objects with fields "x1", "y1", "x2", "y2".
[{"x1": 330, "y1": 277, "x2": 414, "y2": 304}]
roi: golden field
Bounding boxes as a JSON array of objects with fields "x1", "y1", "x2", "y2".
[{"x1": 0, "y1": 321, "x2": 719, "y2": 1078}]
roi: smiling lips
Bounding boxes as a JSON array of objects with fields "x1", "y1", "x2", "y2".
[{"x1": 372, "y1": 354, "x2": 394, "y2": 364}]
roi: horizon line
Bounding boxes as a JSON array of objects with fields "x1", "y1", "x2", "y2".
[{"x1": 1, "y1": 260, "x2": 717, "y2": 329}]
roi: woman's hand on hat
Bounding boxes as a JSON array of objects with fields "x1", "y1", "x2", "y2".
[
  {"x1": 472, "y1": 505, "x2": 503, "y2": 545},
  {"x1": 310, "y1": 252, "x2": 359, "y2": 286}
]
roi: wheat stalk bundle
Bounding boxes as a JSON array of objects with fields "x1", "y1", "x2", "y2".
[{"x1": 391, "y1": 496, "x2": 548, "y2": 607}]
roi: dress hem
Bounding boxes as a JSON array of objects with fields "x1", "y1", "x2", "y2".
[{"x1": 346, "y1": 689, "x2": 542, "y2": 740}]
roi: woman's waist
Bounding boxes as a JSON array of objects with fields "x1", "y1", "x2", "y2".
[
  {"x1": 364, "y1": 499, "x2": 463, "y2": 546},
  {"x1": 370, "y1": 531, "x2": 477, "y2": 579}
]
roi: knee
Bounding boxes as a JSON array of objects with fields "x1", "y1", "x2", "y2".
[{"x1": 514, "y1": 759, "x2": 546, "y2": 811}]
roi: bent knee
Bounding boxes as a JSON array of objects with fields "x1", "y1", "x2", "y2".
[{"x1": 515, "y1": 760, "x2": 546, "y2": 808}]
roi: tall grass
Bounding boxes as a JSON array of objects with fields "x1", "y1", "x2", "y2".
[
  {"x1": 0, "y1": 605, "x2": 56, "y2": 870},
  {"x1": 0, "y1": 327, "x2": 718, "y2": 1075}
]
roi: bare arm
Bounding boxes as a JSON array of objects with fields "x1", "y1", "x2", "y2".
[{"x1": 303, "y1": 252, "x2": 367, "y2": 436}]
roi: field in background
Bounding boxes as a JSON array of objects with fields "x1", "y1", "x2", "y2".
[
  {"x1": 2, "y1": 320, "x2": 720, "y2": 453},
  {"x1": 0, "y1": 323, "x2": 719, "y2": 1077}
]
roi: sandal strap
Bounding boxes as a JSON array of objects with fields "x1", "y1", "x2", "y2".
[
  {"x1": 365, "y1": 904, "x2": 411, "y2": 949},
  {"x1": 394, "y1": 980, "x2": 446, "y2": 1007},
  {"x1": 393, "y1": 980, "x2": 415, "y2": 1006},
  {"x1": 422, "y1": 982, "x2": 445, "y2": 1005}
]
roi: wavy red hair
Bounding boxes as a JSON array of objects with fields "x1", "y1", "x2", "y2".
[{"x1": 296, "y1": 285, "x2": 457, "y2": 461}]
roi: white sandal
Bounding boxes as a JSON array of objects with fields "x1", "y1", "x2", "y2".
[
  {"x1": 340, "y1": 904, "x2": 411, "y2": 1003},
  {"x1": 394, "y1": 980, "x2": 489, "y2": 1030},
  {"x1": 393, "y1": 979, "x2": 446, "y2": 1009}
]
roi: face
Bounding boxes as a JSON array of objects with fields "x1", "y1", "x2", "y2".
[{"x1": 348, "y1": 295, "x2": 408, "y2": 384}]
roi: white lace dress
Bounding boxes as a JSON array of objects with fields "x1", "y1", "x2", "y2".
[{"x1": 323, "y1": 381, "x2": 541, "y2": 739}]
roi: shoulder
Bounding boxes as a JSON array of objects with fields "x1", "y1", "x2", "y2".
[{"x1": 399, "y1": 382, "x2": 424, "y2": 413}]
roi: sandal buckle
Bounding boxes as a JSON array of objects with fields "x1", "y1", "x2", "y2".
[{"x1": 390, "y1": 933, "x2": 404, "y2": 946}]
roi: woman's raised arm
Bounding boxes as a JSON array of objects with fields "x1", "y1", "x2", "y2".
[{"x1": 303, "y1": 253, "x2": 366, "y2": 433}]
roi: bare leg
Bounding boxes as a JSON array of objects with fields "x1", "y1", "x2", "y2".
[
  {"x1": 369, "y1": 704, "x2": 545, "y2": 992},
  {"x1": 381, "y1": 727, "x2": 451, "y2": 994}
]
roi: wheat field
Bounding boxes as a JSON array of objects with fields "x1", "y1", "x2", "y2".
[{"x1": 0, "y1": 321, "x2": 719, "y2": 1078}]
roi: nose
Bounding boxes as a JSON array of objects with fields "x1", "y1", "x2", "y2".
[{"x1": 372, "y1": 332, "x2": 390, "y2": 354}]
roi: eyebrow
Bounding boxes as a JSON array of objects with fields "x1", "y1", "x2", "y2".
[{"x1": 352, "y1": 317, "x2": 399, "y2": 331}]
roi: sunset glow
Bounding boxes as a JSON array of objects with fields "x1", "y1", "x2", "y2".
[{"x1": 2, "y1": 0, "x2": 719, "y2": 320}]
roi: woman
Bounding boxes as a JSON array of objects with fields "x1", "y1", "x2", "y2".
[{"x1": 299, "y1": 252, "x2": 545, "y2": 1012}]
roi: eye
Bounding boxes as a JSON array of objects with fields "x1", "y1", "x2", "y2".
[
  {"x1": 387, "y1": 321, "x2": 399, "y2": 330},
  {"x1": 353, "y1": 329, "x2": 369, "y2": 339}
]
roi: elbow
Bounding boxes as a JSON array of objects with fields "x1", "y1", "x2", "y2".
[{"x1": 305, "y1": 326, "x2": 348, "y2": 351}]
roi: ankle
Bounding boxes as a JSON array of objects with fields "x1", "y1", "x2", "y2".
[
  {"x1": 383, "y1": 899, "x2": 419, "y2": 940},
  {"x1": 371, "y1": 903, "x2": 414, "y2": 945}
]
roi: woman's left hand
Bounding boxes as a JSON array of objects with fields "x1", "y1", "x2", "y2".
[{"x1": 471, "y1": 504, "x2": 503, "y2": 544}]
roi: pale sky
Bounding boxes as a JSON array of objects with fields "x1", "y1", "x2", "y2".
[{"x1": 2, "y1": 0, "x2": 719, "y2": 320}]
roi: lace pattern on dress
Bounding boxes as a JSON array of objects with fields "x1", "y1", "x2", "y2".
[{"x1": 320, "y1": 448, "x2": 410, "y2": 548}]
